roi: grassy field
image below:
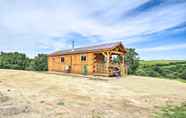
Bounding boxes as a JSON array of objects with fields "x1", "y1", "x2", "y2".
[
  {"x1": 137, "y1": 60, "x2": 186, "y2": 81},
  {"x1": 140, "y1": 60, "x2": 185, "y2": 65},
  {"x1": 154, "y1": 102, "x2": 186, "y2": 118},
  {"x1": 0, "y1": 69, "x2": 186, "y2": 118}
]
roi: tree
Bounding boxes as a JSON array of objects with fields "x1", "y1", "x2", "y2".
[
  {"x1": 124, "y1": 48, "x2": 139, "y2": 74},
  {"x1": 32, "y1": 54, "x2": 48, "y2": 71},
  {"x1": 112, "y1": 55, "x2": 122, "y2": 64},
  {"x1": 0, "y1": 52, "x2": 28, "y2": 70},
  {"x1": 25, "y1": 59, "x2": 35, "y2": 70},
  {"x1": 0, "y1": 52, "x2": 48, "y2": 71}
]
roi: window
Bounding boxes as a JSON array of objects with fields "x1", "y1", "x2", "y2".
[
  {"x1": 52, "y1": 57, "x2": 55, "y2": 61},
  {"x1": 81, "y1": 55, "x2": 87, "y2": 62},
  {"x1": 61, "y1": 57, "x2": 65, "y2": 63}
]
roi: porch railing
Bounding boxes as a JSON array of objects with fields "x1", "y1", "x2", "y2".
[
  {"x1": 95, "y1": 63, "x2": 107, "y2": 74},
  {"x1": 95, "y1": 63, "x2": 127, "y2": 76}
]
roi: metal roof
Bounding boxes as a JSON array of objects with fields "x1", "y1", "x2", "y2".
[{"x1": 49, "y1": 42, "x2": 126, "y2": 56}]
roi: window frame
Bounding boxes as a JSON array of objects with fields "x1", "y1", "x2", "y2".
[
  {"x1": 60, "y1": 56, "x2": 65, "y2": 63},
  {"x1": 52, "y1": 57, "x2": 55, "y2": 62},
  {"x1": 80, "y1": 54, "x2": 87, "y2": 62}
]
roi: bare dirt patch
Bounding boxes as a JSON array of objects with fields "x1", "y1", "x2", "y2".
[{"x1": 0, "y1": 69, "x2": 186, "y2": 118}]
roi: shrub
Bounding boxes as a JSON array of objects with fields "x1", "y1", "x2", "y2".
[
  {"x1": 135, "y1": 61, "x2": 186, "y2": 80},
  {"x1": 181, "y1": 70, "x2": 186, "y2": 80},
  {"x1": 154, "y1": 103, "x2": 186, "y2": 118},
  {"x1": 32, "y1": 54, "x2": 48, "y2": 71},
  {"x1": 82, "y1": 64, "x2": 88, "y2": 75},
  {"x1": 135, "y1": 69, "x2": 146, "y2": 76},
  {"x1": 0, "y1": 52, "x2": 27, "y2": 70},
  {"x1": 0, "y1": 52, "x2": 48, "y2": 71},
  {"x1": 146, "y1": 69, "x2": 161, "y2": 77}
]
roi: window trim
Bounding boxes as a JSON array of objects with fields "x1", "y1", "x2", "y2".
[
  {"x1": 61, "y1": 56, "x2": 65, "y2": 63},
  {"x1": 80, "y1": 54, "x2": 87, "y2": 62}
]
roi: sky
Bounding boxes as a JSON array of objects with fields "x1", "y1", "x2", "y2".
[{"x1": 0, "y1": 0, "x2": 186, "y2": 60}]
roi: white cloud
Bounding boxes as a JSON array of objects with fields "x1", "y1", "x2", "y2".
[
  {"x1": 0, "y1": 0, "x2": 185, "y2": 57},
  {"x1": 1, "y1": 0, "x2": 185, "y2": 38},
  {"x1": 138, "y1": 43, "x2": 186, "y2": 52}
]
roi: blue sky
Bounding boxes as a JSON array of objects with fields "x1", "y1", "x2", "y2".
[{"x1": 0, "y1": 0, "x2": 186, "y2": 60}]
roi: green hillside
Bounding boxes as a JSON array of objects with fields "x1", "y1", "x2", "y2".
[
  {"x1": 140, "y1": 60, "x2": 185, "y2": 65},
  {"x1": 136, "y1": 60, "x2": 186, "y2": 81}
]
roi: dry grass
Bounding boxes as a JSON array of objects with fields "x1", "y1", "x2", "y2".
[{"x1": 0, "y1": 69, "x2": 186, "y2": 118}]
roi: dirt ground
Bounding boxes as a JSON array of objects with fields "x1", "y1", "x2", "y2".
[{"x1": 0, "y1": 69, "x2": 186, "y2": 118}]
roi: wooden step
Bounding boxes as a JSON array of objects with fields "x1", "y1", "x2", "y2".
[{"x1": 93, "y1": 73, "x2": 110, "y2": 77}]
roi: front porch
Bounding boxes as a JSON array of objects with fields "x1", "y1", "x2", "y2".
[{"x1": 93, "y1": 49, "x2": 127, "y2": 77}]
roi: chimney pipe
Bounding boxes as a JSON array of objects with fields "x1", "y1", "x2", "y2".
[{"x1": 72, "y1": 40, "x2": 74, "y2": 51}]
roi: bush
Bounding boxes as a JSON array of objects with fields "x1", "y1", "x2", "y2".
[
  {"x1": 135, "y1": 69, "x2": 146, "y2": 76},
  {"x1": 136, "y1": 61, "x2": 186, "y2": 80},
  {"x1": 82, "y1": 64, "x2": 88, "y2": 75},
  {"x1": 0, "y1": 52, "x2": 48, "y2": 71},
  {"x1": 31, "y1": 54, "x2": 48, "y2": 71},
  {"x1": 25, "y1": 59, "x2": 35, "y2": 71},
  {"x1": 0, "y1": 52, "x2": 27, "y2": 70},
  {"x1": 147, "y1": 70, "x2": 161, "y2": 77},
  {"x1": 154, "y1": 103, "x2": 186, "y2": 118},
  {"x1": 181, "y1": 70, "x2": 186, "y2": 80}
]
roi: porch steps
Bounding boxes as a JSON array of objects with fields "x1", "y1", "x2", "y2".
[{"x1": 93, "y1": 73, "x2": 110, "y2": 77}]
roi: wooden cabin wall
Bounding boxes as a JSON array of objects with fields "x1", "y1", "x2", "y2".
[{"x1": 48, "y1": 52, "x2": 95, "y2": 74}]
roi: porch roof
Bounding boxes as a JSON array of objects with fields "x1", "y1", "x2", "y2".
[{"x1": 49, "y1": 41, "x2": 126, "y2": 56}]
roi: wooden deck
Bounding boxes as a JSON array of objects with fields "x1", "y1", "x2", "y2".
[
  {"x1": 48, "y1": 71, "x2": 117, "y2": 81},
  {"x1": 95, "y1": 63, "x2": 127, "y2": 77},
  {"x1": 93, "y1": 72, "x2": 110, "y2": 77}
]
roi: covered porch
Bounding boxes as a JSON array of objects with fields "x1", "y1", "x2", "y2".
[{"x1": 93, "y1": 47, "x2": 127, "y2": 77}]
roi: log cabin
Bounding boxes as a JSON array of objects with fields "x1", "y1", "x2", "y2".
[{"x1": 48, "y1": 42, "x2": 127, "y2": 77}]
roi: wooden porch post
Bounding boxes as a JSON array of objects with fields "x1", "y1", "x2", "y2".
[
  {"x1": 121, "y1": 55, "x2": 127, "y2": 77},
  {"x1": 102, "y1": 51, "x2": 111, "y2": 75},
  {"x1": 106, "y1": 51, "x2": 110, "y2": 75}
]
